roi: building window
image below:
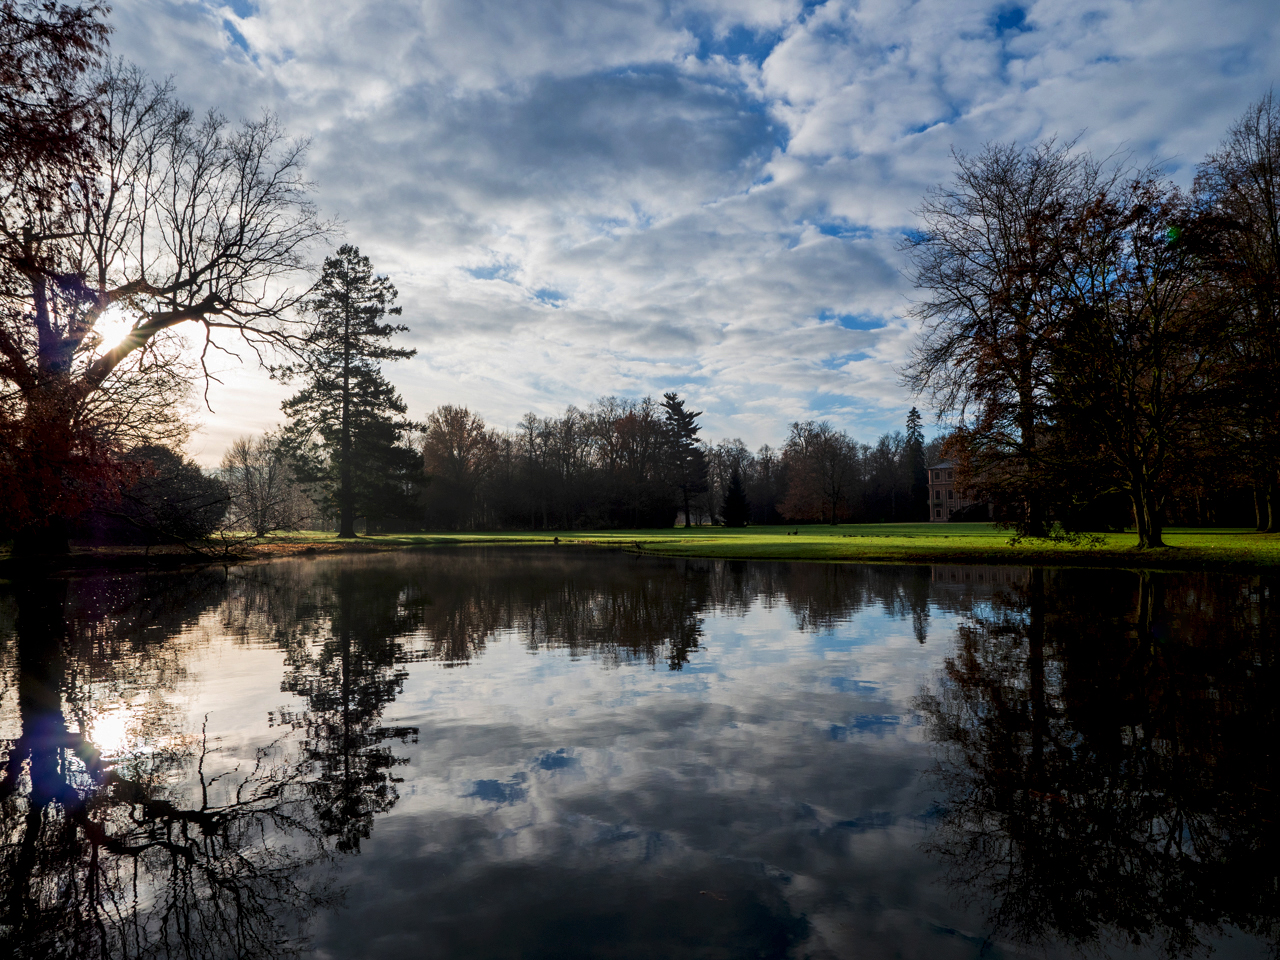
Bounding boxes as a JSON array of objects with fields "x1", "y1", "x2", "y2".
[
  {"x1": 946, "y1": 470, "x2": 953, "y2": 480},
  {"x1": 933, "y1": 471, "x2": 940, "y2": 480},
  {"x1": 934, "y1": 508, "x2": 942, "y2": 518},
  {"x1": 934, "y1": 490, "x2": 941, "y2": 500},
  {"x1": 947, "y1": 489, "x2": 953, "y2": 499}
]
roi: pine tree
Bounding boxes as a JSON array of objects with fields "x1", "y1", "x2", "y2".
[
  {"x1": 277, "y1": 246, "x2": 416, "y2": 537},
  {"x1": 721, "y1": 469, "x2": 750, "y2": 527},
  {"x1": 661, "y1": 392, "x2": 707, "y2": 528},
  {"x1": 906, "y1": 407, "x2": 929, "y2": 520}
]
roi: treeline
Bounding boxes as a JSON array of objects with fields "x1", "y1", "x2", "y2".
[
  {"x1": 222, "y1": 398, "x2": 947, "y2": 533},
  {"x1": 907, "y1": 93, "x2": 1280, "y2": 546},
  {"x1": 414, "y1": 401, "x2": 947, "y2": 530}
]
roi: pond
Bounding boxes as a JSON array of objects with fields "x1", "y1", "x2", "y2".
[{"x1": 0, "y1": 548, "x2": 1276, "y2": 959}]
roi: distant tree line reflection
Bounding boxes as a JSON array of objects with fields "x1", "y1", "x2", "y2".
[{"x1": 919, "y1": 568, "x2": 1280, "y2": 956}]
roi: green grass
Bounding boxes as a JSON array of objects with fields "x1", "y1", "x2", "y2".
[{"x1": 262, "y1": 524, "x2": 1280, "y2": 571}]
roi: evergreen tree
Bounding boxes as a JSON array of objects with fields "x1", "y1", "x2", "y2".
[
  {"x1": 906, "y1": 407, "x2": 929, "y2": 520},
  {"x1": 661, "y1": 392, "x2": 708, "y2": 527},
  {"x1": 277, "y1": 246, "x2": 416, "y2": 538},
  {"x1": 721, "y1": 469, "x2": 750, "y2": 527}
]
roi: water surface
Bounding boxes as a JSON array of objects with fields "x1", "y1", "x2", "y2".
[{"x1": 0, "y1": 549, "x2": 1275, "y2": 958}]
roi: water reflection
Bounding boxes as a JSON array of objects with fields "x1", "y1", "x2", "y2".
[
  {"x1": 919, "y1": 568, "x2": 1280, "y2": 956},
  {"x1": 0, "y1": 576, "x2": 334, "y2": 959},
  {"x1": 0, "y1": 550, "x2": 1274, "y2": 958}
]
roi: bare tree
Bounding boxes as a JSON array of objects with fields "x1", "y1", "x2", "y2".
[
  {"x1": 1052, "y1": 179, "x2": 1228, "y2": 548},
  {"x1": 903, "y1": 140, "x2": 1100, "y2": 535},
  {"x1": 221, "y1": 431, "x2": 310, "y2": 537},
  {"x1": 1196, "y1": 92, "x2": 1280, "y2": 531},
  {"x1": 781, "y1": 420, "x2": 858, "y2": 524},
  {"x1": 1, "y1": 60, "x2": 327, "y2": 554}
]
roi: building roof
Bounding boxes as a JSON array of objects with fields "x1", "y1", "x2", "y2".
[{"x1": 926, "y1": 460, "x2": 957, "y2": 471}]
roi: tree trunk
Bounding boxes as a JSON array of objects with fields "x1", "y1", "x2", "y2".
[
  {"x1": 1017, "y1": 344, "x2": 1047, "y2": 538},
  {"x1": 338, "y1": 306, "x2": 356, "y2": 539},
  {"x1": 1131, "y1": 483, "x2": 1164, "y2": 548},
  {"x1": 1131, "y1": 492, "x2": 1149, "y2": 548}
]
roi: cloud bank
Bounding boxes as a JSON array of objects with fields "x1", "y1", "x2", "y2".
[{"x1": 107, "y1": 0, "x2": 1280, "y2": 462}]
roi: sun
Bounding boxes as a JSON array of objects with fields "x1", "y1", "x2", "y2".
[{"x1": 91, "y1": 304, "x2": 140, "y2": 355}]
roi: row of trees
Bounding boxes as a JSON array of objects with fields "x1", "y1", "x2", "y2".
[
  {"x1": 906, "y1": 94, "x2": 1280, "y2": 546},
  {"x1": 415, "y1": 399, "x2": 944, "y2": 531},
  {"x1": 222, "y1": 381, "x2": 948, "y2": 533}
]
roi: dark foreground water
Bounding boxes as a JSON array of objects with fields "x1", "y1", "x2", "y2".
[{"x1": 0, "y1": 549, "x2": 1276, "y2": 960}]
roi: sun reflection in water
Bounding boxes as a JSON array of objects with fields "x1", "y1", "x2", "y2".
[{"x1": 87, "y1": 704, "x2": 141, "y2": 759}]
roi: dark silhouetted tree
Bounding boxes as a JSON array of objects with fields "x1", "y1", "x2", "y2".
[
  {"x1": 780, "y1": 420, "x2": 858, "y2": 524},
  {"x1": 903, "y1": 140, "x2": 1097, "y2": 536},
  {"x1": 906, "y1": 407, "x2": 929, "y2": 520},
  {"x1": 721, "y1": 469, "x2": 750, "y2": 527},
  {"x1": 661, "y1": 392, "x2": 707, "y2": 528},
  {"x1": 277, "y1": 245, "x2": 416, "y2": 538},
  {"x1": 1196, "y1": 92, "x2": 1280, "y2": 532},
  {"x1": 1051, "y1": 179, "x2": 1227, "y2": 548},
  {"x1": 1, "y1": 59, "x2": 325, "y2": 556},
  {"x1": 421, "y1": 405, "x2": 498, "y2": 529}
]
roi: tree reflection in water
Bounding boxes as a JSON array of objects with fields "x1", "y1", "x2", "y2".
[
  {"x1": 0, "y1": 548, "x2": 984, "y2": 958},
  {"x1": 0, "y1": 574, "x2": 336, "y2": 959},
  {"x1": 918, "y1": 568, "x2": 1280, "y2": 956}
]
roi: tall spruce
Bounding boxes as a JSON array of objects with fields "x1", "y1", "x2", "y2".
[
  {"x1": 277, "y1": 246, "x2": 415, "y2": 538},
  {"x1": 661, "y1": 392, "x2": 707, "y2": 528},
  {"x1": 721, "y1": 469, "x2": 750, "y2": 527},
  {"x1": 905, "y1": 407, "x2": 929, "y2": 520}
]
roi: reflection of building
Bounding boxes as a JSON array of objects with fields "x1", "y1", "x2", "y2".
[{"x1": 930, "y1": 565, "x2": 1028, "y2": 590}]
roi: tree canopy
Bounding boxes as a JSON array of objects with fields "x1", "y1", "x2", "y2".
[{"x1": 277, "y1": 245, "x2": 418, "y2": 538}]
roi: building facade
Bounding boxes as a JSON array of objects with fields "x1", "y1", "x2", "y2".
[{"x1": 926, "y1": 460, "x2": 981, "y2": 522}]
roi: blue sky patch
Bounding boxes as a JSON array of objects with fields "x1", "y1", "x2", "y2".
[
  {"x1": 467, "y1": 263, "x2": 515, "y2": 281},
  {"x1": 815, "y1": 221, "x2": 874, "y2": 241},
  {"x1": 223, "y1": 19, "x2": 250, "y2": 53},
  {"x1": 992, "y1": 5, "x2": 1030, "y2": 37},
  {"x1": 533, "y1": 288, "x2": 567, "y2": 306},
  {"x1": 467, "y1": 775, "x2": 528, "y2": 804},
  {"x1": 815, "y1": 310, "x2": 884, "y2": 332},
  {"x1": 694, "y1": 24, "x2": 783, "y2": 67},
  {"x1": 535, "y1": 748, "x2": 577, "y2": 771}
]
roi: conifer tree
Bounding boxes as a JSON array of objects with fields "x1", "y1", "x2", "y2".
[
  {"x1": 277, "y1": 246, "x2": 416, "y2": 537},
  {"x1": 721, "y1": 469, "x2": 750, "y2": 527},
  {"x1": 661, "y1": 392, "x2": 707, "y2": 527},
  {"x1": 906, "y1": 407, "x2": 929, "y2": 520}
]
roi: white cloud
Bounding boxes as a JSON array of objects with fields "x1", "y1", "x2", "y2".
[{"x1": 108, "y1": 0, "x2": 1280, "y2": 462}]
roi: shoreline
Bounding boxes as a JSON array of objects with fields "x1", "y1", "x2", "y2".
[{"x1": 4, "y1": 524, "x2": 1280, "y2": 577}]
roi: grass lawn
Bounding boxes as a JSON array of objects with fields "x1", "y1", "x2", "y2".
[{"x1": 257, "y1": 523, "x2": 1280, "y2": 571}]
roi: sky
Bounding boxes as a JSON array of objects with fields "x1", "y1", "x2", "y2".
[{"x1": 106, "y1": 0, "x2": 1280, "y2": 465}]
